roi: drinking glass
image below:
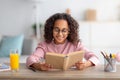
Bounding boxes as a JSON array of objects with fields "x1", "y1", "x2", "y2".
[
  {"x1": 104, "y1": 58, "x2": 116, "y2": 72},
  {"x1": 10, "y1": 49, "x2": 19, "y2": 72}
]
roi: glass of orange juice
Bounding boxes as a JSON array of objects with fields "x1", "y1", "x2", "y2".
[{"x1": 10, "y1": 49, "x2": 19, "y2": 72}]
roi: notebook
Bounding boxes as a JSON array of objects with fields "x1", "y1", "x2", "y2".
[
  {"x1": 0, "y1": 63, "x2": 10, "y2": 72},
  {"x1": 45, "y1": 51, "x2": 84, "y2": 71}
]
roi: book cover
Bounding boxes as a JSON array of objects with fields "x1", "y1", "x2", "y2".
[
  {"x1": 45, "y1": 51, "x2": 84, "y2": 71},
  {"x1": 0, "y1": 63, "x2": 10, "y2": 72}
]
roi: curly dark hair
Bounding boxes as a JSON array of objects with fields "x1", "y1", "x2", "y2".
[{"x1": 44, "y1": 13, "x2": 80, "y2": 44}]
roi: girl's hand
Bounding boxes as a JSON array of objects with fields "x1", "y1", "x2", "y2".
[
  {"x1": 75, "y1": 61, "x2": 86, "y2": 70},
  {"x1": 31, "y1": 63, "x2": 53, "y2": 71},
  {"x1": 75, "y1": 60, "x2": 94, "y2": 70}
]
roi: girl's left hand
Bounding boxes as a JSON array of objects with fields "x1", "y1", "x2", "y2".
[
  {"x1": 75, "y1": 61, "x2": 86, "y2": 70},
  {"x1": 75, "y1": 60, "x2": 94, "y2": 70}
]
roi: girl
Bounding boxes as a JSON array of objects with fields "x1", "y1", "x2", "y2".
[{"x1": 26, "y1": 13, "x2": 99, "y2": 71}]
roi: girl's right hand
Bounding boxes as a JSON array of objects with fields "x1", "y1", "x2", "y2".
[{"x1": 31, "y1": 63, "x2": 53, "y2": 71}]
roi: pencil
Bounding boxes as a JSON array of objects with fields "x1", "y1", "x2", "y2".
[
  {"x1": 29, "y1": 67, "x2": 36, "y2": 72},
  {"x1": 100, "y1": 51, "x2": 106, "y2": 58}
]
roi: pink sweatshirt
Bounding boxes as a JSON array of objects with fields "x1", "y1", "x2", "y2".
[{"x1": 26, "y1": 40, "x2": 99, "y2": 67}]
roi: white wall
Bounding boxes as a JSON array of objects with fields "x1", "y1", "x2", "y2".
[
  {"x1": 0, "y1": 0, "x2": 120, "y2": 37},
  {"x1": 0, "y1": 0, "x2": 120, "y2": 63},
  {"x1": 0, "y1": 0, "x2": 33, "y2": 37},
  {"x1": 79, "y1": 22, "x2": 120, "y2": 64}
]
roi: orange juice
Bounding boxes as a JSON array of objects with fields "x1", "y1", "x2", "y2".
[{"x1": 10, "y1": 53, "x2": 19, "y2": 71}]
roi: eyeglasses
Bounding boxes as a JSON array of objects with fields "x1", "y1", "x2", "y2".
[{"x1": 53, "y1": 28, "x2": 69, "y2": 35}]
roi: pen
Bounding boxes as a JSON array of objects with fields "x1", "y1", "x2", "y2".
[
  {"x1": 110, "y1": 54, "x2": 112, "y2": 58},
  {"x1": 100, "y1": 51, "x2": 106, "y2": 58},
  {"x1": 29, "y1": 67, "x2": 36, "y2": 72}
]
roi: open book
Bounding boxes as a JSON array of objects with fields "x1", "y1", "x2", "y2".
[
  {"x1": 45, "y1": 51, "x2": 84, "y2": 70},
  {"x1": 0, "y1": 63, "x2": 10, "y2": 72}
]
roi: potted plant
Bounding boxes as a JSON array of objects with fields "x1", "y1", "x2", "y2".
[{"x1": 32, "y1": 23, "x2": 43, "y2": 36}]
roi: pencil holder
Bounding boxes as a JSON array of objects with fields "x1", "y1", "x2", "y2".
[{"x1": 104, "y1": 58, "x2": 116, "y2": 72}]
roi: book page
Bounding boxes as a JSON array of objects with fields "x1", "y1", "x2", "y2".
[
  {"x1": 63, "y1": 51, "x2": 84, "y2": 70},
  {"x1": 45, "y1": 51, "x2": 84, "y2": 70},
  {"x1": 45, "y1": 53, "x2": 65, "y2": 69}
]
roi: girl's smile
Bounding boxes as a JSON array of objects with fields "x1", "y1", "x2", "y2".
[{"x1": 53, "y1": 19, "x2": 69, "y2": 44}]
